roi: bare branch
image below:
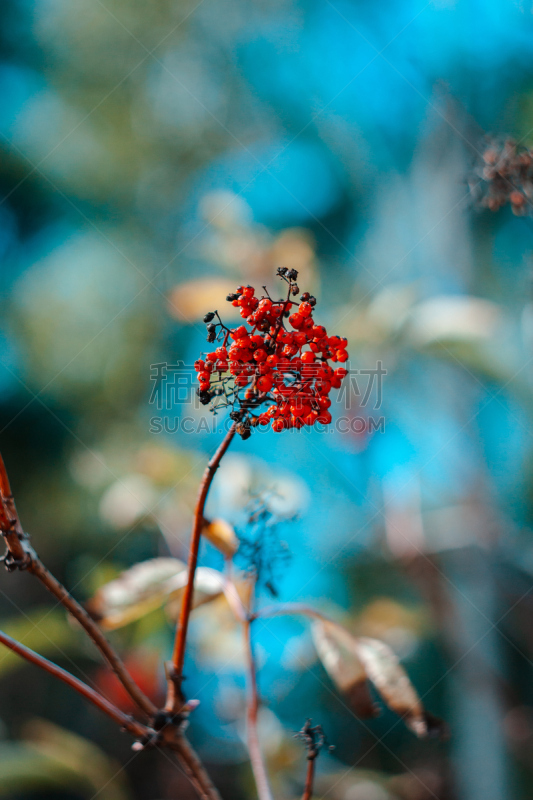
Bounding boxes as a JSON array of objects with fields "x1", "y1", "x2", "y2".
[
  {"x1": 166, "y1": 424, "x2": 236, "y2": 712},
  {"x1": 0, "y1": 627, "x2": 150, "y2": 740},
  {"x1": 0, "y1": 452, "x2": 156, "y2": 719}
]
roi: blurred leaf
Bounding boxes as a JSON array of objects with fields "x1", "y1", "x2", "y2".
[
  {"x1": 88, "y1": 557, "x2": 225, "y2": 629},
  {"x1": 312, "y1": 620, "x2": 439, "y2": 737},
  {"x1": 0, "y1": 608, "x2": 79, "y2": 678},
  {"x1": 202, "y1": 517, "x2": 239, "y2": 557},
  {"x1": 354, "y1": 636, "x2": 427, "y2": 737},
  {"x1": 311, "y1": 620, "x2": 378, "y2": 718}
]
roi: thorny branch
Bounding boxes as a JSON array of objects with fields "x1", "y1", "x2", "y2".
[{"x1": 0, "y1": 453, "x2": 221, "y2": 800}]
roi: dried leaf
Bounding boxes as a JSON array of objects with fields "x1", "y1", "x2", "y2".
[
  {"x1": 311, "y1": 621, "x2": 441, "y2": 737},
  {"x1": 354, "y1": 637, "x2": 427, "y2": 737},
  {"x1": 311, "y1": 620, "x2": 378, "y2": 718},
  {"x1": 164, "y1": 567, "x2": 226, "y2": 620},
  {"x1": 88, "y1": 558, "x2": 224, "y2": 629},
  {"x1": 202, "y1": 517, "x2": 239, "y2": 557}
]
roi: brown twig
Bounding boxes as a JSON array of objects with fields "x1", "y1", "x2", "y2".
[
  {"x1": 29, "y1": 558, "x2": 157, "y2": 718},
  {"x1": 295, "y1": 720, "x2": 326, "y2": 800},
  {"x1": 301, "y1": 757, "x2": 316, "y2": 800},
  {"x1": 166, "y1": 424, "x2": 237, "y2": 711},
  {"x1": 0, "y1": 628, "x2": 222, "y2": 800},
  {"x1": 0, "y1": 453, "x2": 156, "y2": 719},
  {"x1": 0, "y1": 627, "x2": 150, "y2": 740},
  {"x1": 166, "y1": 737, "x2": 223, "y2": 800}
]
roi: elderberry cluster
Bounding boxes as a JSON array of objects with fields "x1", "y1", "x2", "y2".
[
  {"x1": 473, "y1": 139, "x2": 533, "y2": 215},
  {"x1": 194, "y1": 269, "x2": 348, "y2": 438}
]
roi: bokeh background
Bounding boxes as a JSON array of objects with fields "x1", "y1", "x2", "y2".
[{"x1": 2, "y1": 1, "x2": 533, "y2": 798}]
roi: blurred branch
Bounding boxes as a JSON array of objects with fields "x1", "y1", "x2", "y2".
[
  {"x1": 166, "y1": 424, "x2": 237, "y2": 712},
  {"x1": 243, "y1": 612, "x2": 274, "y2": 800},
  {"x1": 0, "y1": 453, "x2": 156, "y2": 719},
  {"x1": 0, "y1": 628, "x2": 150, "y2": 740}
]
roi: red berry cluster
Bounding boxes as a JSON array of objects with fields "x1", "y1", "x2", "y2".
[
  {"x1": 194, "y1": 268, "x2": 348, "y2": 438},
  {"x1": 472, "y1": 139, "x2": 533, "y2": 215}
]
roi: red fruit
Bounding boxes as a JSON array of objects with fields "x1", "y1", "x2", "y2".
[
  {"x1": 272, "y1": 419, "x2": 285, "y2": 432},
  {"x1": 194, "y1": 359, "x2": 205, "y2": 371},
  {"x1": 257, "y1": 375, "x2": 273, "y2": 392},
  {"x1": 199, "y1": 381, "x2": 211, "y2": 391},
  {"x1": 299, "y1": 302, "x2": 312, "y2": 317},
  {"x1": 242, "y1": 286, "x2": 255, "y2": 298},
  {"x1": 335, "y1": 367, "x2": 348, "y2": 379},
  {"x1": 206, "y1": 352, "x2": 218, "y2": 362},
  {"x1": 231, "y1": 326, "x2": 248, "y2": 340},
  {"x1": 316, "y1": 380, "x2": 331, "y2": 394},
  {"x1": 318, "y1": 396, "x2": 331, "y2": 409},
  {"x1": 198, "y1": 371, "x2": 210, "y2": 382},
  {"x1": 289, "y1": 313, "x2": 304, "y2": 329},
  {"x1": 215, "y1": 347, "x2": 228, "y2": 358},
  {"x1": 258, "y1": 414, "x2": 270, "y2": 426},
  {"x1": 266, "y1": 354, "x2": 279, "y2": 367},
  {"x1": 337, "y1": 350, "x2": 348, "y2": 362},
  {"x1": 301, "y1": 351, "x2": 315, "y2": 364},
  {"x1": 284, "y1": 344, "x2": 298, "y2": 357},
  {"x1": 317, "y1": 411, "x2": 332, "y2": 425},
  {"x1": 235, "y1": 375, "x2": 249, "y2": 386},
  {"x1": 312, "y1": 325, "x2": 327, "y2": 339}
]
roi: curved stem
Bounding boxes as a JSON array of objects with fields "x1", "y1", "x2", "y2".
[
  {"x1": 0, "y1": 628, "x2": 150, "y2": 740},
  {"x1": 243, "y1": 616, "x2": 274, "y2": 800},
  {"x1": 301, "y1": 757, "x2": 316, "y2": 800},
  {"x1": 166, "y1": 424, "x2": 236, "y2": 711}
]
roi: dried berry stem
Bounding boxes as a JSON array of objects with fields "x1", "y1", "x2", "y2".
[
  {"x1": 0, "y1": 627, "x2": 150, "y2": 739},
  {"x1": 243, "y1": 612, "x2": 274, "y2": 800},
  {"x1": 167, "y1": 423, "x2": 237, "y2": 710}
]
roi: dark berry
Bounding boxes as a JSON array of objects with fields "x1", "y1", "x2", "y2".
[{"x1": 203, "y1": 312, "x2": 216, "y2": 323}]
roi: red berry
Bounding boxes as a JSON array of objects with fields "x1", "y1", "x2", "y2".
[
  {"x1": 337, "y1": 350, "x2": 348, "y2": 362},
  {"x1": 289, "y1": 313, "x2": 303, "y2": 329},
  {"x1": 300, "y1": 351, "x2": 315, "y2": 364},
  {"x1": 299, "y1": 302, "x2": 312, "y2": 317},
  {"x1": 199, "y1": 381, "x2": 210, "y2": 391},
  {"x1": 257, "y1": 375, "x2": 273, "y2": 392},
  {"x1": 317, "y1": 411, "x2": 332, "y2": 425},
  {"x1": 272, "y1": 419, "x2": 285, "y2": 432}
]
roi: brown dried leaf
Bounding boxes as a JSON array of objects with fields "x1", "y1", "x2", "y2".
[
  {"x1": 88, "y1": 558, "x2": 224, "y2": 629},
  {"x1": 202, "y1": 517, "x2": 239, "y2": 558},
  {"x1": 354, "y1": 637, "x2": 427, "y2": 737},
  {"x1": 311, "y1": 620, "x2": 378, "y2": 718}
]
